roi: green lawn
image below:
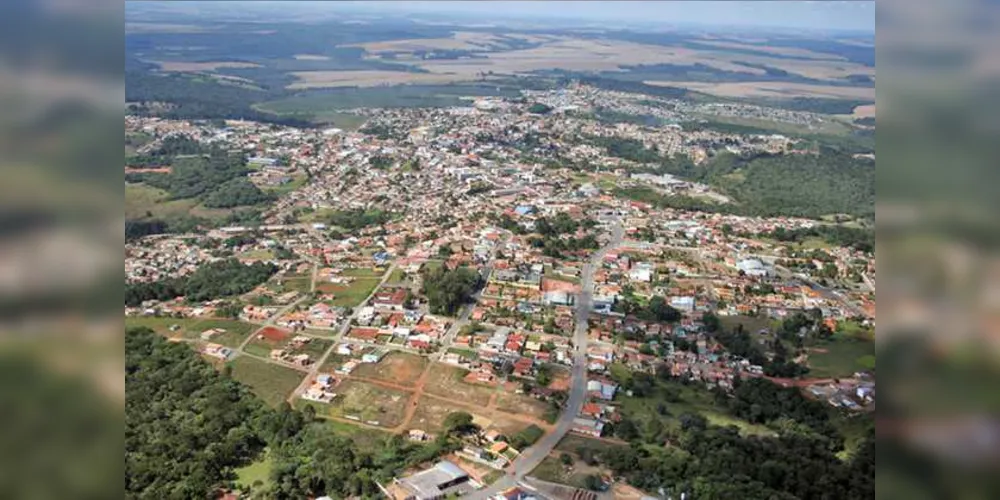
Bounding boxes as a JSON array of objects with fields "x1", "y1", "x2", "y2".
[
  {"x1": 806, "y1": 338, "x2": 876, "y2": 378},
  {"x1": 228, "y1": 356, "x2": 304, "y2": 407},
  {"x1": 125, "y1": 183, "x2": 198, "y2": 220}
]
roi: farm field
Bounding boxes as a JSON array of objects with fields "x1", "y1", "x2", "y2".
[
  {"x1": 424, "y1": 364, "x2": 495, "y2": 407},
  {"x1": 310, "y1": 380, "x2": 411, "y2": 428},
  {"x1": 350, "y1": 352, "x2": 428, "y2": 387},
  {"x1": 228, "y1": 356, "x2": 305, "y2": 407},
  {"x1": 645, "y1": 81, "x2": 875, "y2": 101}
]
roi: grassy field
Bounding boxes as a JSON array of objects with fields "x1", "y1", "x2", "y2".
[
  {"x1": 318, "y1": 278, "x2": 381, "y2": 308},
  {"x1": 126, "y1": 182, "x2": 239, "y2": 223},
  {"x1": 806, "y1": 338, "x2": 876, "y2": 378},
  {"x1": 125, "y1": 317, "x2": 256, "y2": 347},
  {"x1": 235, "y1": 451, "x2": 273, "y2": 489},
  {"x1": 530, "y1": 456, "x2": 589, "y2": 489},
  {"x1": 616, "y1": 377, "x2": 775, "y2": 437},
  {"x1": 188, "y1": 319, "x2": 258, "y2": 347},
  {"x1": 719, "y1": 314, "x2": 777, "y2": 335},
  {"x1": 228, "y1": 356, "x2": 304, "y2": 407},
  {"x1": 125, "y1": 316, "x2": 201, "y2": 338},
  {"x1": 125, "y1": 183, "x2": 198, "y2": 220}
]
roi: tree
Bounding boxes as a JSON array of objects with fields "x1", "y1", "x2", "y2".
[
  {"x1": 701, "y1": 312, "x2": 721, "y2": 333},
  {"x1": 443, "y1": 412, "x2": 476, "y2": 434},
  {"x1": 583, "y1": 474, "x2": 605, "y2": 491},
  {"x1": 421, "y1": 266, "x2": 481, "y2": 316},
  {"x1": 560, "y1": 453, "x2": 574, "y2": 466}
]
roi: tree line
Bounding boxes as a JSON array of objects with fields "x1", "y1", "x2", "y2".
[{"x1": 126, "y1": 258, "x2": 277, "y2": 307}]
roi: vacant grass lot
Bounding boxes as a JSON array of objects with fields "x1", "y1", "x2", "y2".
[
  {"x1": 191, "y1": 319, "x2": 257, "y2": 346},
  {"x1": 318, "y1": 278, "x2": 380, "y2": 308},
  {"x1": 228, "y1": 356, "x2": 304, "y2": 407},
  {"x1": 806, "y1": 338, "x2": 875, "y2": 379},
  {"x1": 125, "y1": 317, "x2": 201, "y2": 338}
]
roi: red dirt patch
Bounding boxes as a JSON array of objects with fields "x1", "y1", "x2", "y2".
[{"x1": 258, "y1": 326, "x2": 291, "y2": 342}]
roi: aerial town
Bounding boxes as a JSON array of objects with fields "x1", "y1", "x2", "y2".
[{"x1": 127, "y1": 83, "x2": 875, "y2": 499}]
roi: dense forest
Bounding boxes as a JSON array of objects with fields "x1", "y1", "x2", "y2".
[
  {"x1": 126, "y1": 328, "x2": 277, "y2": 498},
  {"x1": 323, "y1": 208, "x2": 393, "y2": 232},
  {"x1": 126, "y1": 71, "x2": 311, "y2": 127},
  {"x1": 130, "y1": 149, "x2": 272, "y2": 207},
  {"x1": 594, "y1": 366, "x2": 874, "y2": 499},
  {"x1": 125, "y1": 259, "x2": 278, "y2": 306},
  {"x1": 126, "y1": 328, "x2": 470, "y2": 498},
  {"x1": 608, "y1": 147, "x2": 874, "y2": 219}
]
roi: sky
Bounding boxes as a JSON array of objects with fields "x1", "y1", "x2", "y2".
[{"x1": 342, "y1": 1, "x2": 875, "y2": 32}]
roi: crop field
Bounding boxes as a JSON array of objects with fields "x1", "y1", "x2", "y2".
[
  {"x1": 645, "y1": 81, "x2": 875, "y2": 101},
  {"x1": 315, "y1": 380, "x2": 410, "y2": 428},
  {"x1": 152, "y1": 60, "x2": 260, "y2": 72},
  {"x1": 852, "y1": 104, "x2": 876, "y2": 118},
  {"x1": 350, "y1": 352, "x2": 428, "y2": 387},
  {"x1": 228, "y1": 356, "x2": 304, "y2": 407},
  {"x1": 424, "y1": 364, "x2": 495, "y2": 407}
]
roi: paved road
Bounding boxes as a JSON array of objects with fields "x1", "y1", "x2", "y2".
[{"x1": 466, "y1": 220, "x2": 624, "y2": 499}]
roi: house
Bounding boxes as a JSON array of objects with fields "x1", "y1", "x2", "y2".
[
  {"x1": 388, "y1": 460, "x2": 476, "y2": 500},
  {"x1": 587, "y1": 379, "x2": 618, "y2": 400},
  {"x1": 203, "y1": 343, "x2": 233, "y2": 361},
  {"x1": 374, "y1": 288, "x2": 409, "y2": 310},
  {"x1": 571, "y1": 417, "x2": 605, "y2": 438}
]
